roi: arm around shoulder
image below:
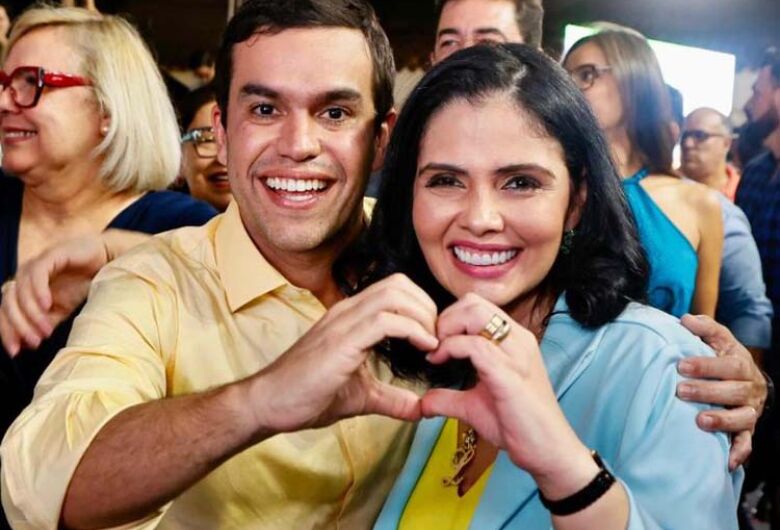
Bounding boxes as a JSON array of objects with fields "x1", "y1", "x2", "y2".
[{"x1": 612, "y1": 340, "x2": 741, "y2": 529}]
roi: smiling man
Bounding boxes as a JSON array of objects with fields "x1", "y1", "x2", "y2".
[{"x1": 0, "y1": 1, "x2": 438, "y2": 528}]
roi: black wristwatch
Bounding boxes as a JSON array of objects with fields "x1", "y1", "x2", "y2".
[{"x1": 539, "y1": 451, "x2": 616, "y2": 516}]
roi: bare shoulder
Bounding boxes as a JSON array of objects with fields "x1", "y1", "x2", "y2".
[
  {"x1": 645, "y1": 173, "x2": 720, "y2": 215},
  {"x1": 680, "y1": 178, "x2": 721, "y2": 216}
]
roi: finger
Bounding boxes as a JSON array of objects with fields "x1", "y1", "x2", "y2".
[
  {"x1": 680, "y1": 314, "x2": 740, "y2": 356},
  {"x1": 420, "y1": 388, "x2": 470, "y2": 420},
  {"x1": 677, "y1": 355, "x2": 752, "y2": 382},
  {"x1": 0, "y1": 310, "x2": 21, "y2": 356},
  {"x1": 1, "y1": 284, "x2": 42, "y2": 351},
  {"x1": 356, "y1": 311, "x2": 438, "y2": 353},
  {"x1": 677, "y1": 379, "x2": 756, "y2": 408},
  {"x1": 427, "y1": 335, "x2": 513, "y2": 384},
  {"x1": 728, "y1": 431, "x2": 752, "y2": 471},
  {"x1": 348, "y1": 276, "x2": 438, "y2": 335},
  {"x1": 384, "y1": 274, "x2": 439, "y2": 323},
  {"x1": 437, "y1": 293, "x2": 508, "y2": 340},
  {"x1": 16, "y1": 273, "x2": 53, "y2": 337},
  {"x1": 30, "y1": 258, "x2": 54, "y2": 311},
  {"x1": 696, "y1": 406, "x2": 758, "y2": 434},
  {"x1": 364, "y1": 379, "x2": 422, "y2": 421}
]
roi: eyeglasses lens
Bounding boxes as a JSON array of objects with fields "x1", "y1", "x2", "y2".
[
  {"x1": 9, "y1": 69, "x2": 39, "y2": 107},
  {"x1": 571, "y1": 66, "x2": 596, "y2": 90},
  {"x1": 189, "y1": 129, "x2": 218, "y2": 158}
]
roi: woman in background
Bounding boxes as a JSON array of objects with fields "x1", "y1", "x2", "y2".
[
  {"x1": 563, "y1": 30, "x2": 722, "y2": 318},
  {"x1": 174, "y1": 83, "x2": 231, "y2": 211},
  {"x1": 0, "y1": 6, "x2": 215, "y2": 438}
]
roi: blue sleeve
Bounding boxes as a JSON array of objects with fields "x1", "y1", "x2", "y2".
[
  {"x1": 612, "y1": 342, "x2": 743, "y2": 529},
  {"x1": 716, "y1": 204, "x2": 773, "y2": 348}
]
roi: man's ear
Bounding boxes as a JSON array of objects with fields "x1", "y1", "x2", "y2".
[
  {"x1": 566, "y1": 181, "x2": 588, "y2": 231},
  {"x1": 213, "y1": 104, "x2": 228, "y2": 167},
  {"x1": 723, "y1": 133, "x2": 733, "y2": 152},
  {"x1": 371, "y1": 109, "x2": 398, "y2": 172}
]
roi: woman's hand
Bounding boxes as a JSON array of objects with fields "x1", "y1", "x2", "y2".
[
  {"x1": 420, "y1": 293, "x2": 596, "y2": 496},
  {"x1": 0, "y1": 235, "x2": 111, "y2": 356},
  {"x1": 0, "y1": 230, "x2": 152, "y2": 356}
]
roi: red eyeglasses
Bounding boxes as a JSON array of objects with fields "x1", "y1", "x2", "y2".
[{"x1": 0, "y1": 66, "x2": 92, "y2": 109}]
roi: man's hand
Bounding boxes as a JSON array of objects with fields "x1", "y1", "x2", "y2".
[
  {"x1": 678, "y1": 314, "x2": 766, "y2": 469},
  {"x1": 243, "y1": 274, "x2": 439, "y2": 437},
  {"x1": 0, "y1": 236, "x2": 111, "y2": 356}
]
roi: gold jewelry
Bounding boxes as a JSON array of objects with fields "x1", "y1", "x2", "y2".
[
  {"x1": 479, "y1": 314, "x2": 510, "y2": 344},
  {"x1": 442, "y1": 426, "x2": 477, "y2": 487}
]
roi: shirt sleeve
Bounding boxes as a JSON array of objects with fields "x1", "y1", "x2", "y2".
[
  {"x1": 612, "y1": 342, "x2": 743, "y2": 529},
  {"x1": 0, "y1": 257, "x2": 178, "y2": 530},
  {"x1": 716, "y1": 204, "x2": 773, "y2": 348}
]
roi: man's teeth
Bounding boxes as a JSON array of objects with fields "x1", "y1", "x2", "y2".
[
  {"x1": 265, "y1": 177, "x2": 328, "y2": 192},
  {"x1": 453, "y1": 247, "x2": 518, "y2": 266},
  {"x1": 4, "y1": 131, "x2": 36, "y2": 139}
]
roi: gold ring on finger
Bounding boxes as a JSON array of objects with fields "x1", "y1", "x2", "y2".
[{"x1": 479, "y1": 314, "x2": 511, "y2": 344}]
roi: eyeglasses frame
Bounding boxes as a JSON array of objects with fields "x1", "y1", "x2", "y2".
[
  {"x1": 568, "y1": 63, "x2": 613, "y2": 91},
  {"x1": 680, "y1": 129, "x2": 729, "y2": 145},
  {"x1": 181, "y1": 126, "x2": 218, "y2": 159},
  {"x1": 0, "y1": 66, "x2": 92, "y2": 109}
]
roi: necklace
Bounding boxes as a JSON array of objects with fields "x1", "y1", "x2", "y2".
[{"x1": 442, "y1": 426, "x2": 477, "y2": 488}]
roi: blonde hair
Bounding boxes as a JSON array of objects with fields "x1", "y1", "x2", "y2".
[{"x1": 8, "y1": 6, "x2": 181, "y2": 193}]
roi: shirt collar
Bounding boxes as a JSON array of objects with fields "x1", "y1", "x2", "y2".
[{"x1": 215, "y1": 202, "x2": 288, "y2": 312}]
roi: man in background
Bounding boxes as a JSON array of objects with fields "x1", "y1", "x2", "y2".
[
  {"x1": 681, "y1": 107, "x2": 772, "y2": 358},
  {"x1": 430, "y1": 0, "x2": 543, "y2": 64},
  {"x1": 736, "y1": 51, "x2": 780, "y2": 530}
]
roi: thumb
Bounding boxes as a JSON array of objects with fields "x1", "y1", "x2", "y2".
[
  {"x1": 363, "y1": 380, "x2": 422, "y2": 422},
  {"x1": 421, "y1": 388, "x2": 468, "y2": 421}
]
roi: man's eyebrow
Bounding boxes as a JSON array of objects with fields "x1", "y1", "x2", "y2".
[
  {"x1": 237, "y1": 84, "x2": 362, "y2": 107},
  {"x1": 437, "y1": 28, "x2": 461, "y2": 40},
  {"x1": 316, "y1": 89, "x2": 363, "y2": 106},
  {"x1": 238, "y1": 83, "x2": 278, "y2": 100},
  {"x1": 474, "y1": 27, "x2": 507, "y2": 39}
]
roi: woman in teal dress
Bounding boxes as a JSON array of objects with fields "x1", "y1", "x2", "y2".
[
  {"x1": 563, "y1": 30, "x2": 723, "y2": 318},
  {"x1": 360, "y1": 44, "x2": 741, "y2": 529}
]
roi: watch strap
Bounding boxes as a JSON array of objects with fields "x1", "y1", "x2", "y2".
[{"x1": 539, "y1": 450, "x2": 616, "y2": 516}]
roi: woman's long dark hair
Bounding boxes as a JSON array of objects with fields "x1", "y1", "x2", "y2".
[
  {"x1": 346, "y1": 44, "x2": 648, "y2": 386},
  {"x1": 565, "y1": 31, "x2": 676, "y2": 175}
]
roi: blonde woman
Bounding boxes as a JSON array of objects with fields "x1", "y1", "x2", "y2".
[
  {"x1": 0, "y1": 6, "x2": 215, "y2": 437},
  {"x1": 563, "y1": 30, "x2": 723, "y2": 318}
]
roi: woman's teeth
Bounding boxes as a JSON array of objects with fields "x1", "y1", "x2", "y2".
[{"x1": 453, "y1": 247, "x2": 518, "y2": 266}]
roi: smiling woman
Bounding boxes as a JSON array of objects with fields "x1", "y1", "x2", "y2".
[
  {"x1": 0, "y1": 6, "x2": 216, "y2": 443},
  {"x1": 360, "y1": 43, "x2": 742, "y2": 529}
]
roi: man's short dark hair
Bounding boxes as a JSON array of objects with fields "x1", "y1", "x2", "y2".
[
  {"x1": 434, "y1": 0, "x2": 544, "y2": 48},
  {"x1": 215, "y1": 0, "x2": 395, "y2": 129}
]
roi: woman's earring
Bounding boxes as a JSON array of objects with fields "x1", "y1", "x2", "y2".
[
  {"x1": 100, "y1": 124, "x2": 109, "y2": 136},
  {"x1": 560, "y1": 229, "x2": 575, "y2": 255}
]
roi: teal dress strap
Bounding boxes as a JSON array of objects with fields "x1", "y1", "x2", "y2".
[{"x1": 622, "y1": 168, "x2": 698, "y2": 317}]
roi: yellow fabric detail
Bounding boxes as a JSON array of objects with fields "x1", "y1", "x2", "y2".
[
  {"x1": 399, "y1": 418, "x2": 494, "y2": 530},
  {"x1": 1, "y1": 200, "x2": 416, "y2": 530}
]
